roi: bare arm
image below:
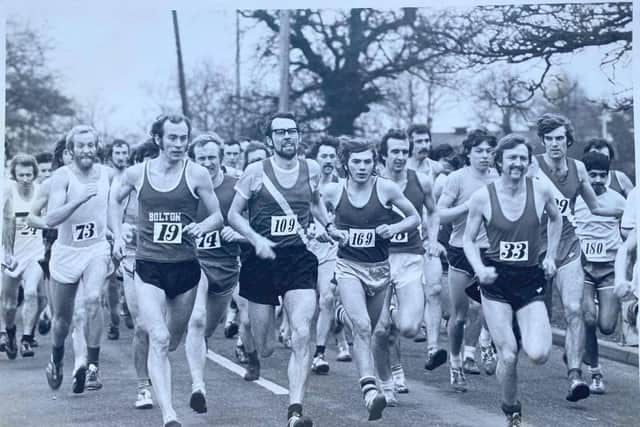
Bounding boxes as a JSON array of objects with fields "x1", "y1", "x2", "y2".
[
  {"x1": 45, "y1": 169, "x2": 96, "y2": 227},
  {"x1": 189, "y1": 165, "x2": 223, "y2": 234},
  {"x1": 228, "y1": 194, "x2": 261, "y2": 246},
  {"x1": 615, "y1": 170, "x2": 634, "y2": 197},
  {"x1": 614, "y1": 228, "x2": 637, "y2": 298},
  {"x1": 380, "y1": 180, "x2": 420, "y2": 237},
  {"x1": 27, "y1": 182, "x2": 50, "y2": 229},
  {"x1": 3, "y1": 191, "x2": 15, "y2": 256},
  {"x1": 462, "y1": 190, "x2": 488, "y2": 274},
  {"x1": 543, "y1": 182, "x2": 562, "y2": 263},
  {"x1": 108, "y1": 166, "x2": 138, "y2": 244},
  {"x1": 418, "y1": 172, "x2": 440, "y2": 247}
]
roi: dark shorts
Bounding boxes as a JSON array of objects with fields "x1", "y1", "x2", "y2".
[
  {"x1": 200, "y1": 256, "x2": 240, "y2": 297},
  {"x1": 582, "y1": 259, "x2": 615, "y2": 290},
  {"x1": 135, "y1": 259, "x2": 201, "y2": 300},
  {"x1": 479, "y1": 258, "x2": 546, "y2": 312},
  {"x1": 447, "y1": 245, "x2": 485, "y2": 277},
  {"x1": 239, "y1": 246, "x2": 318, "y2": 306},
  {"x1": 540, "y1": 236, "x2": 581, "y2": 269}
]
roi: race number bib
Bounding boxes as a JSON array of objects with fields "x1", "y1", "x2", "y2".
[
  {"x1": 499, "y1": 241, "x2": 529, "y2": 262},
  {"x1": 153, "y1": 222, "x2": 182, "y2": 244},
  {"x1": 73, "y1": 222, "x2": 97, "y2": 242},
  {"x1": 15, "y1": 214, "x2": 37, "y2": 237},
  {"x1": 390, "y1": 232, "x2": 409, "y2": 244},
  {"x1": 348, "y1": 228, "x2": 375, "y2": 248},
  {"x1": 270, "y1": 215, "x2": 298, "y2": 236},
  {"x1": 555, "y1": 197, "x2": 571, "y2": 217},
  {"x1": 581, "y1": 240, "x2": 606, "y2": 262},
  {"x1": 196, "y1": 230, "x2": 221, "y2": 250}
]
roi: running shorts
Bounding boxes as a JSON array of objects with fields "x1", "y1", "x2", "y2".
[
  {"x1": 389, "y1": 253, "x2": 423, "y2": 290},
  {"x1": 135, "y1": 259, "x2": 201, "y2": 299},
  {"x1": 239, "y1": 246, "x2": 318, "y2": 306},
  {"x1": 583, "y1": 259, "x2": 615, "y2": 290},
  {"x1": 335, "y1": 257, "x2": 390, "y2": 297},
  {"x1": 200, "y1": 256, "x2": 240, "y2": 297},
  {"x1": 447, "y1": 244, "x2": 486, "y2": 277},
  {"x1": 50, "y1": 240, "x2": 111, "y2": 284},
  {"x1": 308, "y1": 240, "x2": 338, "y2": 266},
  {"x1": 540, "y1": 236, "x2": 581, "y2": 269},
  {"x1": 479, "y1": 258, "x2": 546, "y2": 312}
]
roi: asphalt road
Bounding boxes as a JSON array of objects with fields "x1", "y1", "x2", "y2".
[{"x1": 0, "y1": 319, "x2": 638, "y2": 427}]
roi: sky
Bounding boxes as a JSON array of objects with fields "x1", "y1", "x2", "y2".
[{"x1": 5, "y1": 1, "x2": 634, "y2": 137}]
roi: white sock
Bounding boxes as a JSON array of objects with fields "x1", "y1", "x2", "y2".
[
  {"x1": 479, "y1": 327, "x2": 492, "y2": 347},
  {"x1": 464, "y1": 345, "x2": 476, "y2": 360},
  {"x1": 450, "y1": 353, "x2": 462, "y2": 368}
]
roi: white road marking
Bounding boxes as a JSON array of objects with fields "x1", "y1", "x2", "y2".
[{"x1": 206, "y1": 349, "x2": 289, "y2": 395}]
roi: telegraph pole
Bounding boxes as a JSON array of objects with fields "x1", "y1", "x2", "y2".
[
  {"x1": 172, "y1": 11, "x2": 190, "y2": 118},
  {"x1": 278, "y1": 10, "x2": 290, "y2": 112}
]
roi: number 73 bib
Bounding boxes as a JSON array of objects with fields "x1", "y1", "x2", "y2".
[{"x1": 499, "y1": 241, "x2": 529, "y2": 262}]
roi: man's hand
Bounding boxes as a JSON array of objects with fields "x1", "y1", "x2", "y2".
[
  {"x1": 112, "y1": 237, "x2": 126, "y2": 262},
  {"x1": 327, "y1": 225, "x2": 348, "y2": 247},
  {"x1": 541, "y1": 255, "x2": 557, "y2": 280},
  {"x1": 184, "y1": 222, "x2": 207, "y2": 239},
  {"x1": 375, "y1": 224, "x2": 395, "y2": 240},
  {"x1": 2, "y1": 255, "x2": 19, "y2": 277},
  {"x1": 614, "y1": 279, "x2": 635, "y2": 300},
  {"x1": 80, "y1": 183, "x2": 98, "y2": 203},
  {"x1": 254, "y1": 235, "x2": 276, "y2": 259},
  {"x1": 425, "y1": 241, "x2": 445, "y2": 258},
  {"x1": 476, "y1": 265, "x2": 498, "y2": 285},
  {"x1": 122, "y1": 223, "x2": 136, "y2": 245},
  {"x1": 221, "y1": 226, "x2": 241, "y2": 242}
]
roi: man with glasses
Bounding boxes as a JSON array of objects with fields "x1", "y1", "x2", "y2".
[
  {"x1": 407, "y1": 124, "x2": 444, "y2": 179},
  {"x1": 228, "y1": 112, "x2": 340, "y2": 427}
]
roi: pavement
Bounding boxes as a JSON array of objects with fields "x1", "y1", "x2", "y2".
[{"x1": 0, "y1": 322, "x2": 638, "y2": 427}]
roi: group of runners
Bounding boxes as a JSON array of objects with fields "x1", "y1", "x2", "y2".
[{"x1": 1, "y1": 111, "x2": 637, "y2": 427}]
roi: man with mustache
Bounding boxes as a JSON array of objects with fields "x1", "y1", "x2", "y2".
[
  {"x1": 437, "y1": 128, "x2": 498, "y2": 392},
  {"x1": 533, "y1": 113, "x2": 622, "y2": 401},
  {"x1": 228, "y1": 112, "x2": 340, "y2": 427},
  {"x1": 463, "y1": 134, "x2": 562, "y2": 427},
  {"x1": 583, "y1": 138, "x2": 633, "y2": 198},
  {"x1": 573, "y1": 152, "x2": 626, "y2": 394},
  {"x1": 373, "y1": 129, "x2": 441, "y2": 404},
  {"x1": 304, "y1": 136, "x2": 353, "y2": 374},
  {"x1": 406, "y1": 124, "x2": 444, "y2": 179},
  {"x1": 45, "y1": 125, "x2": 115, "y2": 393}
]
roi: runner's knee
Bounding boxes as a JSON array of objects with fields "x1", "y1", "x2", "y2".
[{"x1": 350, "y1": 316, "x2": 372, "y2": 337}]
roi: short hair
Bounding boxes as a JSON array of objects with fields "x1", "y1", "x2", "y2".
[
  {"x1": 132, "y1": 139, "x2": 160, "y2": 164},
  {"x1": 461, "y1": 127, "x2": 497, "y2": 163},
  {"x1": 10, "y1": 153, "x2": 39, "y2": 180},
  {"x1": 264, "y1": 112, "x2": 298, "y2": 138},
  {"x1": 584, "y1": 138, "x2": 615, "y2": 160},
  {"x1": 308, "y1": 136, "x2": 339, "y2": 159},
  {"x1": 188, "y1": 133, "x2": 224, "y2": 159},
  {"x1": 35, "y1": 152, "x2": 54, "y2": 164},
  {"x1": 536, "y1": 113, "x2": 575, "y2": 147},
  {"x1": 150, "y1": 114, "x2": 192, "y2": 140},
  {"x1": 108, "y1": 139, "x2": 130, "y2": 157},
  {"x1": 243, "y1": 142, "x2": 269, "y2": 169},
  {"x1": 224, "y1": 139, "x2": 241, "y2": 149},
  {"x1": 52, "y1": 137, "x2": 68, "y2": 170},
  {"x1": 582, "y1": 151, "x2": 610, "y2": 172},
  {"x1": 379, "y1": 129, "x2": 411, "y2": 163},
  {"x1": 66, "y1": 125, "x2": 98, "y2": 151},
  {"x1": 337, "y1": 137, "x2": 377, "y2": 177},
  {"x1": 407, "y1": 124, "x2": 431, "y2": 140},
  {"x1": 430, "y1": 144, "x2": 455, "y2": 161},
  {"x1": 494, "y1": 134, "x2": 532, "y2": 174}
]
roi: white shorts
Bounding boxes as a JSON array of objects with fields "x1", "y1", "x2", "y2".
[
  {"x1": 50, "y1": 240, "x2": 111, "y2": 284},
  {"x1": 335, "y1": 257, "x2": 390, "y2": 297},
  {"x1": 12, "y1": 239, "x2": 44, "y2": 277},
  {"x1": 308, "y1": 240, "x2": 338, "y2": 266},
  {"x1": 389, "y1": 253, "x2": 423, "y2": 290}
]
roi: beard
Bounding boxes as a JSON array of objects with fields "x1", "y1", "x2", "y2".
[{"x1": 275, "y1": 146, "x2": 297, "y2": 160}]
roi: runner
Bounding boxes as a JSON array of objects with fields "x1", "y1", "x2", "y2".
[
  {"x1": 45, "y1": 125, "x2": 115, "y2": 394},
  {"x1": 463, "y1": 134, "x2": 562, "y2": 427},
  {"x1": 406, "y1": 124, "x2": 444, "y2": 178},
  {"x1": 373, "y1": 129, "x2": 441, "y2": 404},
  {"x1": 306, "y1": 136, "x2": 351, "y2": 375},
  {"x1": 620, "y1": 185, "x2": 638, "y2": 239},
  {"x1": 184, "y1": 135, "x2": 244, "y2": 414},
  {"x1": 35, "y1": 152, "x2": 54, "y2": 183},
  {"x1": 0, "y1": 154, "x2": 44, "y2": 358},
  {"x1": 110, "y1": 114, "x2": 223, "y2": 427},
  {"x1": 223, "y1": 139, "x2": 243, "y2": 171},
  {"x1": 227, "y1": 112, "x2": 341, "y2": 427},
  {"x1": 533, "y1": 113, "x2": 623, "y2": 400},
  {"x1": 437, "y1": 128, "x2": 498, "y2": 391},
  {"x1": 583, "y1": 138, "x2": 633, "y2": 197},
  {"x1": 573, "y1": 152, "x2": 626, "y2": 394},
  {"x1": 322, "y1": 137, "x2": 420, "y2": 420}
]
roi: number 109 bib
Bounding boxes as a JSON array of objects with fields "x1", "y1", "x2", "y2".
[{"x1": 270, "y1": 215, "x2": 298, "y2": 236}]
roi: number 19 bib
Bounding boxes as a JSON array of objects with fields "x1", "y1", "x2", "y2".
[
  {"x1": 270, "y1": 215, "x2": 298, "y2": 236},
  {"x1": 348, "y1": 228, "x2": 375, "y2": 248},
  {"x1": 499, "y1": 241, "x2": 529, "y2": 262},
  {"x1": 153, "y1": 222, "x2": 183, "y2": 244}
]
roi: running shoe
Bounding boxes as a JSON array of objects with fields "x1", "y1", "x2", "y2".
[
  {"x1": 189, "y1": 389, "x2": 207, "y2": 413},
  {"x1": 336, "y1": 344, "x2": 352, "y2": 362},
  {"x1": 480, "y1": 345, "x2": 498, "y2": 376},
  {"x1": 163, "y1": 421, "x2": 182, "y2": 427},
  {"x1": 86, "y1": 364, "x2": 103, "y2": 390},
  {"x1": 393, "y1": 375, "x2": 409, "y2": 394},
  {"x1": 20, "y1": 339, "x2": 34, "y2": 357},
  {"x1": 589, "y1": 374, "x2": 605, "y2": 395},
  {"x1": 235, "y1": 344, "x2": 249, "y2": 364},
  {"x1": 463, "y1": 357, "x2": 481, "y2": 375},
  {"x1": 244, "y1": 362, "x2": 260, "y2": 381},
  {"x1": 28, "y1": 336, "x2": 39, "y2": 348},
  {"x1": 365, "y1": 392, "x2": 387, "y2": 421},
  {"x1": 107, "y1": 324, "x2": 119, "y2": 340},
  {"x1": 382, "y1": 388, "x2": 398, "y2": 407},
  {"x1": 286, "y1": 413, "x2": 313, "y2": 427},
  {"x1": 413, "y1": 325, "x2": 427, "y2": 343},
  {"x1": 72, "y1": 365, "x2": 87, "y2": 394},
  {"x1": 46, "y1": 355, "x2": 63, "y2": 390},
  {"x1": 38, "y1": 314, "x2": 52, "y2": 335},
  {"x1": 0, "y1": 331, "x2": 7, "y2": 352},
  {"x1": 135, "y1": 387, "x2": 154, "y2": 409},
  {"x1": 566, "y1": 378, "x2": 590, "y2": 402},
  {"x1": 224, "y1": 321, "x2": 239, "y2": 339},
  {"x1": 5, "y1": 333, "x2": 18, "y2": 360},
  {"x1": 424, "y1": 348, "x2": 447, "y2": 371},
  {"x1": 450, "y1": 367, "x2": 467, "y2": 392},
  {"x1": 506, "y1": 412, "x2": 522, "y2": 427},
  {"x1": 311, "y1": 354, "x2": 330, "y2": 375}
]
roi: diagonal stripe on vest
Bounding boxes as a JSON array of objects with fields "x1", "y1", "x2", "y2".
[{"x1": 261, "y1": 173, "x2": 309, "y2": 246}]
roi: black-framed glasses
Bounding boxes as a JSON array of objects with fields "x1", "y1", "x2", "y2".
[{"x1": 272, "y1": 128, "x2": 299, "y2": 137}]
